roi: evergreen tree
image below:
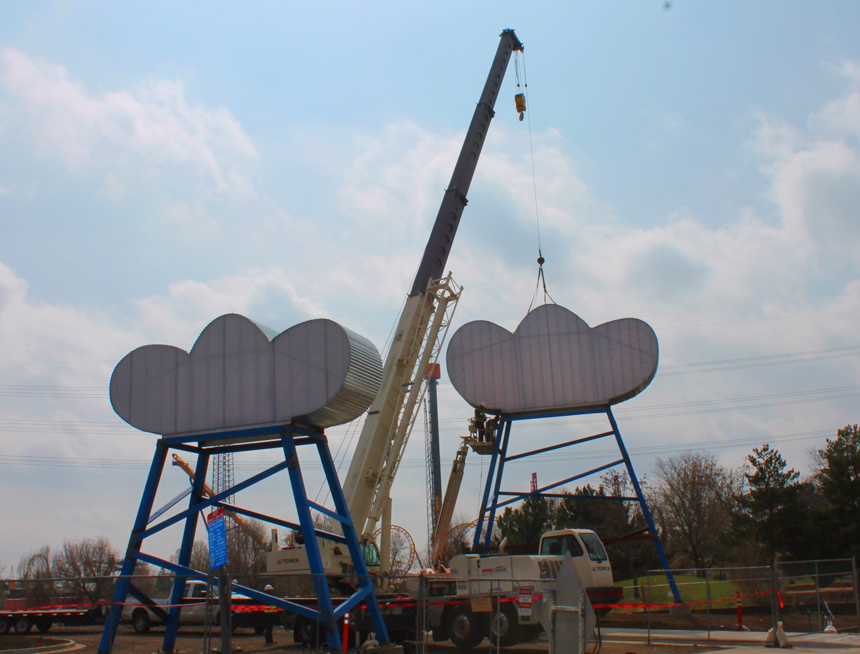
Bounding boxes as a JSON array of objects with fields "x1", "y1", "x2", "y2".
[
  {"x1": 495, "y1": 495, "x2": 554, "y2": 553},
  {"x1": 737, "y1": 444, "x2": 801, "y2": 560},
  {"x1": 815, "y1": 425, "x2": 860, "y2": 559}
]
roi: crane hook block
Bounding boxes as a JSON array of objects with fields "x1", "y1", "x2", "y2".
[{"x1": 515, "y1": 93, "x2": 526, "y2": 121}]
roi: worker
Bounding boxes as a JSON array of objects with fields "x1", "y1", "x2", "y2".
[
  {"x1": 474, "y1": 403, "x2": 487, "y2": 442},
  {"x1": 485, "y1": 416, "x2": 499, "y2": 442},
  {"x1": 263, "y1": 584, "x2": 275, "y2": 644}
]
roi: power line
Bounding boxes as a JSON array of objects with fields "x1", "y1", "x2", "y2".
[{"x1": 0, "y1": 428, "x2": 833, "y2": 471}]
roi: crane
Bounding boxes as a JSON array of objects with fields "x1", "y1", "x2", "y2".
[
  {"x1": 171, "y1": 453, "x2": 271, "y2": 552},
  {"x1": 267, "y1": 29, "x2": 524, "y2": 576},
  {"x1": 342, "y1": 28, "x2": 523, "y2": 558}
]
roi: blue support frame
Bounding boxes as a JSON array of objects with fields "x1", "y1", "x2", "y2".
[
  {"x1": 470, "y1": 405, "x2": 683, "y2": 605},
  {"x1": 98, "y1": 425, "x2": 390, "y2": 654}
]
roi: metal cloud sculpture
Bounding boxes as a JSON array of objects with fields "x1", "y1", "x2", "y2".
[
  {"x1": 110, "y1": 314, "x2": 382, "y2": 436},
  {"x1": 446, "y1": 304, "x2": 658, "y2": 416}
]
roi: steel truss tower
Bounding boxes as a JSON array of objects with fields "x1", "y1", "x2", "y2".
[
  {"x1": 98, "y1": 424, "x2": 390, "y2": 653},
  {"x1": 471, "y1": 405, "x2": 684, "y2": 604}
]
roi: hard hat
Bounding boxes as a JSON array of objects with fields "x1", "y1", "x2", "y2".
[{"x1": 264, "y1": 584, "x2": 274, "y2": 592}]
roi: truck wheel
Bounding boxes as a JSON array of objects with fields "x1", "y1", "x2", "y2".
[
  {"x1": 132, "y1": 610, "x2": 151, "y2": 634},
  {"x1": 14, "y1": 617, "x2": 32, "y2": 634},
  {"x1": 293, "y1": 616, "x2": 318, "y2": 644},
  {"x1": 0, "y1": 617, "x2": 11, "y2": 635},
  {"x1": 448, "y1": 606, "x2": 485, "y2": 649},
  {"x1": 36, "y1": 619, "x2": 53, "y2": 633},
  {"x1": 489, "y1": 604, "x2": 520, "y2": 647}
]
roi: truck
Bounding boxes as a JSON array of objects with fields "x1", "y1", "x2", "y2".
[
  {"x1": 266, "y1": 28, "x2": 622, "y2": 648},
  {"x1": 121, "y1": 579, "x2": 279, "y2": 635},
  {"x1": 275, "y1": 528, "x2": 620, "y2": 649}
]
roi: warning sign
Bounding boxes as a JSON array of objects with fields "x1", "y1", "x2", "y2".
[{"x1": 207, "y1": 508, "x2": 227, "y2": 570}]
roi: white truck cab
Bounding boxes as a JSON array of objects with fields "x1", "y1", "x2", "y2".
[{"x1": 447, "y1": 528, "x2": 615, "y2": 601}]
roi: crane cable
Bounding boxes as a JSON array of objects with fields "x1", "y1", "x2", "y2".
[{"x1": 517, "y1": 50, "x2": 556, "y2": 315}]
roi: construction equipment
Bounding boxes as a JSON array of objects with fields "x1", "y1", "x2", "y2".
[
  {"x1": 429, "y1": 442, "x2": 470, "y2": 568},
  {"x1": 268, "y1": 28, "x2": 524, "y2": 576},
  {"x1": 171, "y1": 453, "x2": 270, "y2": 552}
]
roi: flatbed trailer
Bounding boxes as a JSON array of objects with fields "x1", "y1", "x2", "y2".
[{"x1": 0, "y1": 603, "x2": 105, "y2": 635}]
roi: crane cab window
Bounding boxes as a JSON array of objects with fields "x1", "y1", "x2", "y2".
[
  {"x1": 579, "y1": 532, "x2": 608, "y2": 562},
  {"x1": 540, "y1": 534, "x2": 584, "y2": 558},
  {"x1": 362, "y1": 541, "x2": 381, "y2": 567}
]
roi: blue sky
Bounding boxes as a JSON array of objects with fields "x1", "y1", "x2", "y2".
[{"x1": 2, "y1": 1, "x2": 860, "y2": 572}]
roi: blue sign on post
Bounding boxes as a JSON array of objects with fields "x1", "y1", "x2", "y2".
[{"x1": 207, "y1": 508, "x2": 227, "y2": 570}]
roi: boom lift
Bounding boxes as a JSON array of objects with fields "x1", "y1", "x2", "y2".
[{"x1": 268, "y1": 28, "x2": 524, "y2": 576}]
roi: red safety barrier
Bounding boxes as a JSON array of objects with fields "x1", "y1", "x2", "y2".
[
  {"x1": 736, "y1": 591, "x2": 743, "y2": 630},
  {"x1": 342, "y1": 612, "x2": 350, "y2": 653},
  {"x1": 591, "y1": 587, "x2": 783, "y2": 611}
]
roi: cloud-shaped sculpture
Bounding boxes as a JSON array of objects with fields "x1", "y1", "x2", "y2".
[
  {"x1": 446, "y1": 304, "x2": 658, "y2": 415},
  {"x1": 110, "y1": 314, "x2": 382, "y2": 436}
]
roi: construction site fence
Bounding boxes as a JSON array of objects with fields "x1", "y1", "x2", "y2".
[
  {"x1": 612, "y1": 558, "x2": 859, "y2": 635},
  {"x1": 1, "y1": 571, "x2": 590, "y2": 652},
  {"x1": 0, "y1": 564, "x2": 857, "y2": 650}
]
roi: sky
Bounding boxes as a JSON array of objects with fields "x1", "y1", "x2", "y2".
[{"x1": 2, "y1": 1, "x2": 860, "y2": 574}]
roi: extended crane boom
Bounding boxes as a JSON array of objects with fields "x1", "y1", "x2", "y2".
[{"x1": 342, "y1": 29, "x2": 524, "y2": 544}]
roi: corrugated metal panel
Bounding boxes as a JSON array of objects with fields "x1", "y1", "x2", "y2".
[
  {"x1": 446, "y1": 304, "x2": 658, "y2": 416},
  {"x1": 110, "y1": 314, "x2": 382, "y2": 436}
]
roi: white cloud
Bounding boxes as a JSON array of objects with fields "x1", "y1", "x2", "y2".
[
  {"x1": 0, "y1": 47, "x2": 257, "y2": 199},
  {"x1": 749, "y1": 61, "x2": 860, "y2": 259}
]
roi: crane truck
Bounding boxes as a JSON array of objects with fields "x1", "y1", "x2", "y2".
[
  {"x1": 267, "y1": 27, "x2": 523, "y2": 578},
  {"x1": 266, "y1": 28, "x2": 621, "y2": 648}
]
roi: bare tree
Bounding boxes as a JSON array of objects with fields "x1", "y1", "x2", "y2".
[
  {"x1": 52, "y1": 537, "x2": 120, "y2": 603},
  {"x1": 650, "y1": 451, "x2": 741, "y2": 570},
  {"x1": 227, "y1": 518, "x2": 269, "y2": 577}
]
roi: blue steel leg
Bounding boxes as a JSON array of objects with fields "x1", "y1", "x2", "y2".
[
  {"x1": 282, "y1": 431, "x2": 342, "y2": 651},
  {"x1": 472, "y1": 417, "x2": 508, "y2": 552},
  {"x1": 315, "y1": 435, "x2": 391, "y2": 643},
  {"x1": 99, "y1": 441, "x2": 169, "y2": 654},
  {"x1": 606, "y1": 407, "x2": 683, "y2": 604},
  {"x1": 482, "y1": 419, "x2": 512, "y2": 551},
  {"x1": 162, "y1": 451, "x2": 210, "y2": 653}
]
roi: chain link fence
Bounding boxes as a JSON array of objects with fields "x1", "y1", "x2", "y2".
[
  {"x1": 1, "y1": 561, "x2": 856, "y2": 651},
  {"x1": 601, "y1": 558, "x2": 859, "y2": 638}
]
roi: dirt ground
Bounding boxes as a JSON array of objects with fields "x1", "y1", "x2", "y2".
[{"x1": 1, "y1": 626, "x2": 724, "y2": 654}]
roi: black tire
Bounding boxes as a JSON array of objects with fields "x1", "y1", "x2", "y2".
[
  {"x1": 448, "y1": 606, "x2": 486, "y2": 649},
  {"x1": 292, "y1": 616, "x2": 319, "y2": 645},
  {"x1": 13, "y1": 617, "x2": 32, "y2": 634},
  {"x1": 36, "y1": 619, "x2": 53, "y2": 633},
  {"x1": 254, "y1": 625, "x2": 266, "y2": 634},
  {"x1": 132, "y1": 609, "x2": 151, "y2": 634},
  {"x1": 0, "y1": 617, "x2": 11, "y2": 636},
  {"x1": 489, "y1": 604, "x2": 520, "y2": 647}
]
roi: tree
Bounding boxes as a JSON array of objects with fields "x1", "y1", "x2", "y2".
[
  {"x1": 736, "y1": 444, "x2": 803, "y2": 561},
  {"x1": 650, "y1": 451, "x2": 740, "y2": 570},
  {"x1": 171, "y1": 540, "x2": 210, "y2": 572},
  {"x1": 815, "y1": 424, "x2": 860, "y2": 559},
  {"x1": 51, "y1": 537, "x2": 120, "y2": 603},
  {"x1": 226, "y1": 518, "x2": 269, "y2": 578},
  {"x1": 495, "y1": 495, "x2": 554, "y2": 552}
]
